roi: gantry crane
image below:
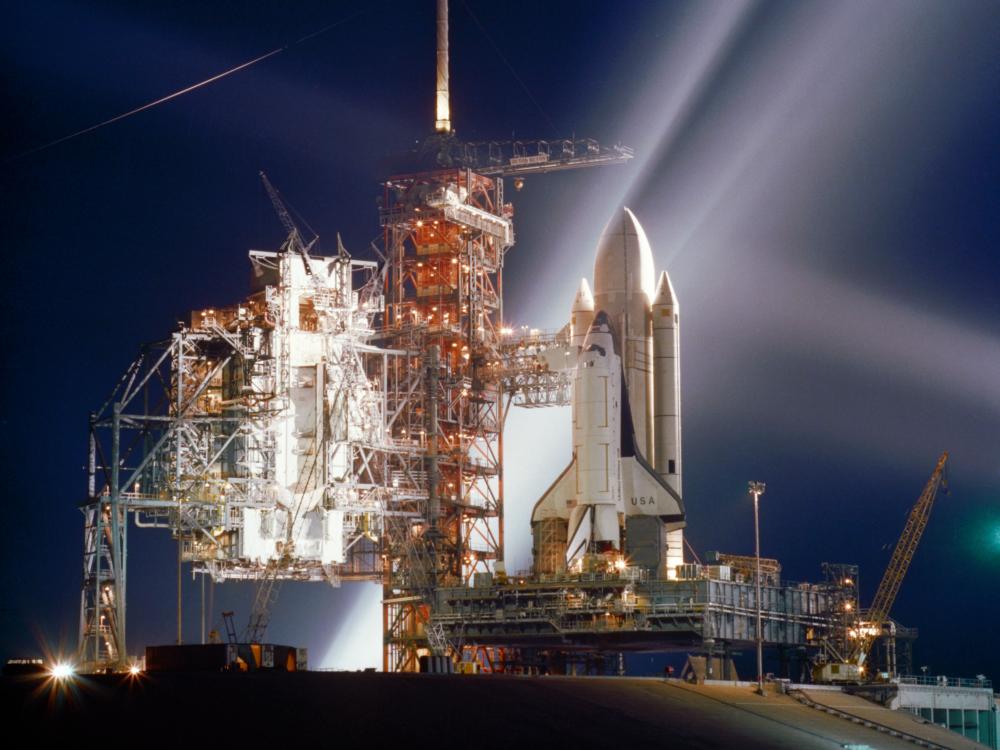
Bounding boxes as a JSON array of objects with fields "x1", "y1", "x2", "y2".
[{"x1": 816, "y1": 452, "x2": 949, "y2": 683}]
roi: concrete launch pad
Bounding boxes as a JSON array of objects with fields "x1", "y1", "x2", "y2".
[{"x1": 4, "y1": 672, "x2": 984, "y2": 749}]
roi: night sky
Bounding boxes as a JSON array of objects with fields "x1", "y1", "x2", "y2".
[{"x1": 3, "y1": 1, "x2": 999, "y2": 678}]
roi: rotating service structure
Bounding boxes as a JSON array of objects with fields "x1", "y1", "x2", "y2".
[{"x1": 79, "y1": 245, "x2": 404, "y2": 670}]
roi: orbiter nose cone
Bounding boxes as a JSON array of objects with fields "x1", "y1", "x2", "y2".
[
  {"x1": 572, "y1": 277, "x2": 595, "y2": 312},
  {"x1": 593, "y1": 207, "x2": 656, "y2": 302},
  {"x1": 651, "y1": 270, "x2": 677, "y2": 308}
]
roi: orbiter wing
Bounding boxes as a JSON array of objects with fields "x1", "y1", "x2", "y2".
[{"x1": 530, "y1": 459, "x2": 575, "y2": 524}]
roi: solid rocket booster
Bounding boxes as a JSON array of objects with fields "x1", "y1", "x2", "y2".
[
  {"x1": 532, "y1": 207, "x2": 685, "y2": 573},
  {"x1": 652, "y1": 271, "x2": 680, "y2": 490},
  {"x1": 652, "y1": 270, "x2": 684, "y2": 573}
]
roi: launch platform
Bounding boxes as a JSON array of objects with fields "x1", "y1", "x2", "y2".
[{"x1": 432, "y1": 568, "x2": 835, "y2": 655}]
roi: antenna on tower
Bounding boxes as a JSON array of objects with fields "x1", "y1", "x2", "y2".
[{"x1": 435, "y1": 0, "x2": 451, "y2": 133}]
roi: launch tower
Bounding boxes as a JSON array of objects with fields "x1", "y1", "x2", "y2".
[{"x1": 375, "y1": 0, "x2": 633, "y2": 671}]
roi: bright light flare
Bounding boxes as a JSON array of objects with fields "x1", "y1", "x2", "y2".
[
  {"x1": 129, "y1": 665, "x2": 142, "y2": 676},
  {"x1": 50, "y1": 663, "x2": 74, "y2": 680}
]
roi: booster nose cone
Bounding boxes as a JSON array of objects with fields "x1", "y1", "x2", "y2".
[
  {"x1": 651, "y1": 270, "x2": 677, "y2": 308},
  {"x1": 572, "y1": 278, "x2": 595, "y2": 313},
  {"x1": 593, "y1": 207, "x2": 656, "y2": 303},
  {"x1": 571, "y1": 277, "x2": 597, "y2": 348}
]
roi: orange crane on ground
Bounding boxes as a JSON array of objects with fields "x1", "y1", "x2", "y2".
[{"x1": 815, "y1": 452, "x2": 949, "y2": 683}]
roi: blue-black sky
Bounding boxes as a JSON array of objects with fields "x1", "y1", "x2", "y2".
[{"x1": 2, "y1": 0, "x2": 999, "y2": 677}]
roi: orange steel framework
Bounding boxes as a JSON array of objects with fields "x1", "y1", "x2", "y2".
[{"x1": 378, "y1": 168, "x2": 511, "y2": 671}]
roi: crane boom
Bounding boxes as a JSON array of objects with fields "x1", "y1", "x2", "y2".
[
  {"x1": 260, "y1": 171, "x2": 298, "y2": 241},
  {"x1": 851, "y1": 452, "x2": 949, "y2": 667},
  {"x1": 244, "y1": 559, "x2": 283, "y2": 643},
  {"x1": 259, "y1": 170, "x2": 316, "y2": 276}
]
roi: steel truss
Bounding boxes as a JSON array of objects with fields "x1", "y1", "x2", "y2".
[
  {"x1": 378, "y1": 168, "x2": 511, "y2": 671},
  {"x1": 79, "y1": 251, "x2": 400, "y2": 671}
]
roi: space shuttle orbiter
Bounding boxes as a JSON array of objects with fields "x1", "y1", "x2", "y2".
[{"x1": 531, "y1": 208, "x2": 685, "y2": 575}]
